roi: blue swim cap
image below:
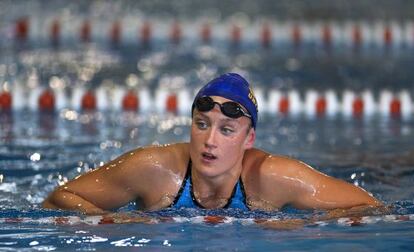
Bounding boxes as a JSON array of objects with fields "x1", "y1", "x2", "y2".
[{"x1": 193, "y1": 73, "x2": 258, "y2": 129}]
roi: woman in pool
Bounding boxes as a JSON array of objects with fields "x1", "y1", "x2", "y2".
[{"x1": 43, "y1": 73, "x2": 381, "y2": 214}]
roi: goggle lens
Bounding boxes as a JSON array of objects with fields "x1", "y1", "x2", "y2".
[{"x1": 194, "y1": 96, "x2": 251, "y2": 119}]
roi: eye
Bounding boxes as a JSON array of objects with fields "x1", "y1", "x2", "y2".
[
  {"x1": 195, "y1": 120, "x2": 208, "y2": 130},
  {"x1": 220, "y1": 126, "x2": 235, "y2": 135}
]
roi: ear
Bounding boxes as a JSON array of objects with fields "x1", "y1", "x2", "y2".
[{"x1": 244, "y1": 128, "x2": 256, "y2": 149}]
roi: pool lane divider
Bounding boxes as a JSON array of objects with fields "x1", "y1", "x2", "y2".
[
  {"x1": 3, "y1": 86, "x2": 411, "y2": 119},
  {"x1": 9, "y1": 17, "x2": 414, "y2": 50},
  {"x1": 0, "y1": 86, "x2": 412, "y2": 119},
  {"x1": 0, "y1": 214, "x2": 413, "y2": 227}
]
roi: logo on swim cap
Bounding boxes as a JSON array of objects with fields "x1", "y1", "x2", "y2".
[
  {"x1": 193, "y1": 73, "x2": 258, "y2": 129},
  {"x1": 248, "y1": 87, "x2": 258, "y2": 111}
]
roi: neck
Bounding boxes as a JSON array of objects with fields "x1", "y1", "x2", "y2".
[{"x1": 191, "y1": 161, "x2": 242, "y2": 200}]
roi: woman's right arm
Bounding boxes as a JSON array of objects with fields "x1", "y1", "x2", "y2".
[
  {"x1": 42, "y1": 188, "x2": 109, "y2": 214},
  {"x1": 42, "y1": 147, "x2": 162, "y2": 214}
]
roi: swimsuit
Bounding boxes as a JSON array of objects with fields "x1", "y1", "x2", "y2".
[{"x1": 170, "y1": 159, "x2": 249, "y2": 210}]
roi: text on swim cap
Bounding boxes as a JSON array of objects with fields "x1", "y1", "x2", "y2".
[{"x1": 248, "y1": 87, "x2": 258, "y2": 111}]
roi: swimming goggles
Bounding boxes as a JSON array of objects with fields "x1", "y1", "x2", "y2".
[{"x1": 194, "y1": 96, "x2": 251, "y2": 119}]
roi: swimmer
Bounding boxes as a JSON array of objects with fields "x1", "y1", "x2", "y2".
[{"x1": 43, "y1": 73, "x2": 382, "y2": 214}]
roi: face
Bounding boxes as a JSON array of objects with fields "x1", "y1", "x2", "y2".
[{"x1": 189, "y1": 96, "x2": 256, "y2": 178}]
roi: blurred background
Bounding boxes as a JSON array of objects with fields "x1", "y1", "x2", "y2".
[
  {"x1": 1, "y1": 0, "x2": 414, "y2": 99},
  {"x1": 3, "y1": 0, "x2": 414, "y2": 20}
]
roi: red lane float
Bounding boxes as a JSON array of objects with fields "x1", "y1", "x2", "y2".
[
  {"x1": 170, "y1": 21, "x2": 181, "y2": 44},
  {"x1": 38, "y1": 89, "x2": 55, "y2": 111},
  {"x1": 15, "y1": 17, "x2": 29, "y2": 42},
  {"x1": 316, "y1": 96, "x2": 327, "y2": 116},
  {"x1": 231, "y1": 24, "x2": 242, "y2": 45},
  {"x1": 122, "y1": 90, "x2": 139, "y2": 111},
  {"x1": 292, "y1": 24, "x2": 302, "y2": 47},
  {"x1": 201, "y1": 22, "x2": 211, "y2": 44},
  {"x1": 390, "y1": 97, "x2": 401, "y2": 117},
  {"x1": 81, "y1": 90, "x2": 96, "y2": 110},
  {"x1": 383, "y1": 25, "x2": 392, "y2": 48},
  {"x1": 352, "y1": 24, "x2": 362, "y2": 49},
  {"x1": 110, "y1": 20, "x2": 121, "y2": 46},
  {"x1": 80, "y1": 20, "x2": 91, "y2": 43},
  {"x1": 0, "y1": 91, "x2": 12, "y2": 110},
  {"x1": 166, "y1": 94, "x2": 178, "y2": 113},
  {"x1": 50, "y1": 19, "x2": 60, "y2": 46},
  {"x1": 261, "y1": 22, "x2": 272, "y2": 48},
  {"x1": 140, "y1": 21, "x2": 152, "y2": 45},
  {"x1": 279, "y1": 95, "x2": 289, "y2": 115},
  {"x1": 352, "y1": 96, "x2": 364, "y2": 117},
  {"x1": 322, "y1": 24, "x2": 332, "y2": 48}
]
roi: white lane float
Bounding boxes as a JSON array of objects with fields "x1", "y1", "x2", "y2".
[
  {"x1": 0, "y1": 213, "x2": 413, "y2": 228},
  {"x1": 1, "y1": 84, "x2": 413, "y2": 120}
]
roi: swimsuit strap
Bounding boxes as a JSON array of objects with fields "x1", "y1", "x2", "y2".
[
  {"x1": 171, "y1": 158, "x2": 248, "y2": 210},
  {"x1": 224, "y1": 177, "x2": 248, "y2": 210},
  {"x1": 170, "y1": 159, "x2": 192, "y2": 207}
]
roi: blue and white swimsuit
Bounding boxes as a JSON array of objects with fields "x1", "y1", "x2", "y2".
[{"x1": 170, "y1": 160, "x2": 249, "y2": 210}]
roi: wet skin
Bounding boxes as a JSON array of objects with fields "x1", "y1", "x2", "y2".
[{"x1": 43, "y1": 96, "x2": 382, "y2": 214}]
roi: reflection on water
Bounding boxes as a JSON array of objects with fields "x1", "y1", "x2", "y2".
[{"x1": 0, "y1": 111, "x2": 413, "y2": 210}]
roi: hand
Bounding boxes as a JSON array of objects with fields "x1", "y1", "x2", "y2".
[
  {"x1": 98, "y1": 212, "x2": 157, "y2": 224},
  {"x1": 255, "y1": 218, "x2": 305, "y2": 230},
  {"x1": 319, "y1": 204, "x2": 392, "y2": 221}
]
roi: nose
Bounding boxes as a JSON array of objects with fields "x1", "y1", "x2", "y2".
[{"x1": 204, "y1": 127, "x2": 218, "y2": 149}]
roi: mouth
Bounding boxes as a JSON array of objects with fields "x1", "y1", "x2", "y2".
[{"x1": 201, "y1": 152, "x2": 217, "y2": 162}]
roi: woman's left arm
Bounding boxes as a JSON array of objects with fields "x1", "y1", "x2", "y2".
[{"x1": 266, "y1": 157, "x2": 383, "y2": 210}]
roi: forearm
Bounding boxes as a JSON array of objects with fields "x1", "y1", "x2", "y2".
[
  {"x1": 42, "y1": 189, "x2": 108, "y2": 215},
  {"x1": 297, "y1": 177, "x2": 384, "y2": 210},
  {"x1": 257, "y1": 204, "x2": 391, "y2": 230},
  {"x1": 330, "y1": 183, "x2": 383, "y2": 209},
  {"x1": 313, "y1": 204, "x2": 391, "y2": 223}
]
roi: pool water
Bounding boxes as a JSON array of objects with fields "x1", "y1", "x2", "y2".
[
  {"x1": 1, "y1": 110, "x2": 414, "y2": 251},
  {"x1": 1, "y1": 1, "x2": 414, "y2": 248}
]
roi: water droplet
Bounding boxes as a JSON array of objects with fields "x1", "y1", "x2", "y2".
[
  {"x1": 30, "y1": 153, "x2": 41, "y2": 162},
  {"x1": 163, "y1": 240, "x2": 171, "y2": 246},
  {"x1": 29, "y1": 241, "x2": 39, "y2": 246}
]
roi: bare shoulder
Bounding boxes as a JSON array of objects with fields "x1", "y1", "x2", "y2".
[
  {"x1": 242, "y1": 149, "x2": 322, "y2": 194},
  {"x1": 242, "y1": 149, "x2": 380, "y2": 210},
  {"x1": 117, "y1": 142, "x2": 189, "y2": 175},
  {"x1": 242, "y1": 148, "x2": 324, "y2": 209},
  {"x1": 51, "y1": 143, "x2": 190, "y2": 211},
  {"x1": 243, "y1": 148, "x2": 312, "y2": 176},
  {"x1": 91, "y1": 142, "x2": 189, "y2": 200},
  {"x1": 82, "y1": 142, "x2": 190, "y2": 188}
]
